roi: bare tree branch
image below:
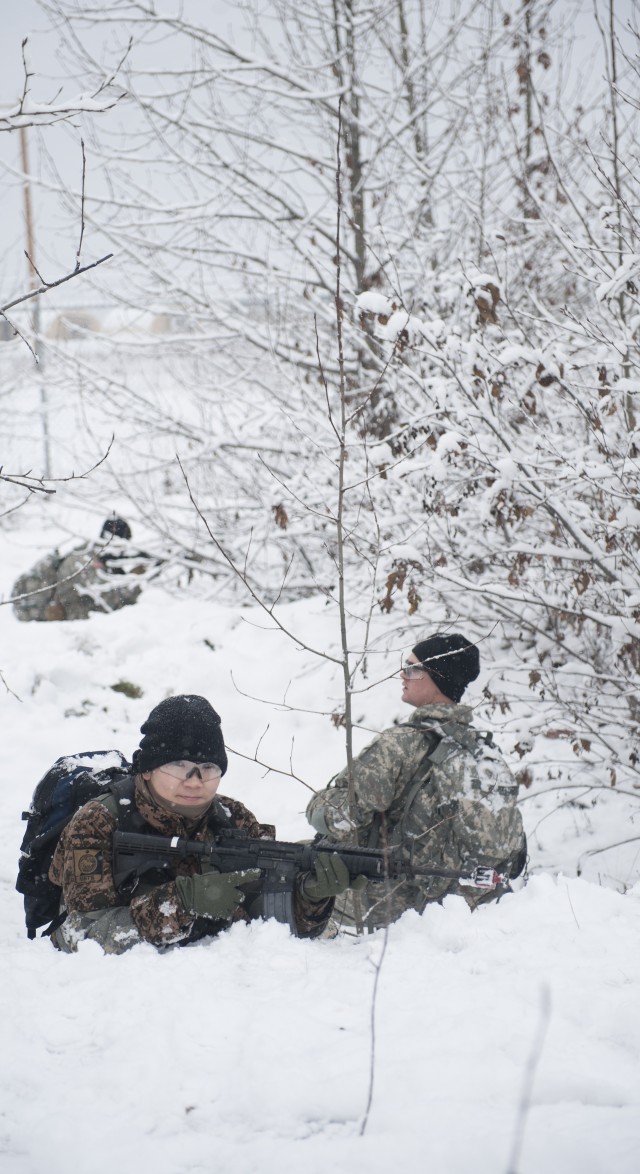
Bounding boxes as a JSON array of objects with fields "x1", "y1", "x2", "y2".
[{"x1": 1, "y1": 252, "x2": 113, "y2": 316}]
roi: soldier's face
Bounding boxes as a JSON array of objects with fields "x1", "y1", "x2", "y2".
[
  {"x1": 400, "y1": 656, "x2": 452, "y2": 707},
  {"x1": 145, "y1": 761, "x2": 222, "y2": 807}
]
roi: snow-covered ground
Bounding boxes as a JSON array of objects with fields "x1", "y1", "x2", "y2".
[{"x1": 1, "y1": 532, "x2": 639, "y2": 1174}]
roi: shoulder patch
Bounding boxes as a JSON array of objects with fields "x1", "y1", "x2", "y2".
[{"x1": 72, "y1": 849, "x2": 104, "y2": 881}]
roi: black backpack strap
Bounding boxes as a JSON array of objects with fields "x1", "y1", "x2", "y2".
[
  {"x1": 205, "y1": 798, "x2": 239, "y2": 834},
  {"x1": 41, "y1": 909, "x2": 69, "y2": 939},
  {"x1": 99, "y1": 776, "x2": 147, "y2": 833}
]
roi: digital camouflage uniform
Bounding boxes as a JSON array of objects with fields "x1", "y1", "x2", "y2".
[
  {"x1": 306, "y1": 703, "x2": 525, "y2": 931},
  {"x1": 12, "y1": 543, "x2": 144, "y2": 622},
  {"x1": 50, "y1": 778, "x2": 332, "y2": 953}
]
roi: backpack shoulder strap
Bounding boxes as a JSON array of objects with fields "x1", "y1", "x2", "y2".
[
  {"x1": 419, "y1": 718, "x2": 480, "y2": 760},
  {"x1": 387, "y1": 718, "x2": 484, "y2": 843},
  {"x1": 98, "y1": 776, "x2": 147, "y2": 833},
  {"x1": 205, "y1": 797, "x2": 239, "y2": 834},
  {"x1": 365, "y1": 721, "x2": 444, "y2": 848},
  {"x1": 392, "y1": 723, "x2": 445, "y2": 835}
]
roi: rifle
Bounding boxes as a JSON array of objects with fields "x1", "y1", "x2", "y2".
[{"x1": 112, "y1": 828, "x2": 508, "y2": 935}]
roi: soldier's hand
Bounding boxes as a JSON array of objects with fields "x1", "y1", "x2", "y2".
[
  {"x1": 299, "y1": 852, "x2": 350, "y2": 901},
  {"x1": 175, "y1": 869, "x2": 261, "y2": 920}
]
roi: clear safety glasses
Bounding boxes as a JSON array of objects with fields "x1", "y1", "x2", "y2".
[
  {"x1": 400, "y1": 661, "x2": 428, "y2": 679},
  {"x1": 156, "y1": 761, "x2": 222, "y2": 782}
]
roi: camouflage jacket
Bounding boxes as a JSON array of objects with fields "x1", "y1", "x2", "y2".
[
  {"x1": 49, "y1": 777, "x2": 332, "y2": 953},
  {"x1": 12, "y1": 542, "x2": 144, "y2": 622},
  {"x1": 306, "y1": 703, "x2": 525, "y2": 930}
]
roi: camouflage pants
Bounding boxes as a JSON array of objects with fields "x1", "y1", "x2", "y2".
[{"x1": 329, "y1": 874, "x2": 507, "y2": 934}]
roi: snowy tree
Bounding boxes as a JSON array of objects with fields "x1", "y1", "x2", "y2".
[
  {"x1": 6, "y1": 1, "x2": 638, "y2": 855},
  {"x1": 352, "y1": 0, "x2": 640, "y2": 802}
]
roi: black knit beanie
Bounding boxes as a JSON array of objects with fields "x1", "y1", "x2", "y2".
[
  {"x1": 100, "y1": 516, "x2": 132, "y2": 540},
  {"x1": 132, "y1": 694, "x2": 228, "y2": 775},
  {"x1": 412, "y1": 633, "x2": 480, "y2": 702}
]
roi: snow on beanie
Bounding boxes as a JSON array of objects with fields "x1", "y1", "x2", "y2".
[
  {"x1": 411, "y1": 633, "x2": 480, "y2": 702},
  {"x1": 132, "y1": 694, "x2": 228, "y2": 775}
]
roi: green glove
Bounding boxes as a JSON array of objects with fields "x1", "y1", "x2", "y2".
[
  {"x1": 175, "y1": 868, "x2": 262, "y2": 920},
  {"x1": 299, "y1": 852, "x2": 351, "y2": 902}
]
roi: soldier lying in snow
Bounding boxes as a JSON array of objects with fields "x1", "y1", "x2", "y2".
[
  {"x1": 12, "y1": 517, "x2": 150, "y2": 622},
  {"x1": 306, "y1": 633, "x2": 527, "y2": 932}
]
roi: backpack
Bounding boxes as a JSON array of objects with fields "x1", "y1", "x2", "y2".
[
  {"x1": 16, "y1": 749, "x2": 133, "y2": 938},
  {"x1": 387, "y1": 718, "x2": 527, "y2": 878}
]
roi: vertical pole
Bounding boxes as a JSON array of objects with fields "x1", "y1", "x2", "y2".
[{"x1": 19, "y1": 124, "x2": 51, "y2": 478}]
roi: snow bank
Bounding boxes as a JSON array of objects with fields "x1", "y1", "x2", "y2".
[
  {"x1": 1, "y1": 879, "x2": 638, "y2": 1173},
  {"x1": 1, "y1": 545, "x2": 639, "y2": 1173}
]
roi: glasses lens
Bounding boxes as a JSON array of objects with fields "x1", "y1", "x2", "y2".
[
  {"x1": 160, "y1": 761, "x2": 221, "y2": 781},
  {"x1": 402, "y1": 662, "x2": 425, "y2": 678}
]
